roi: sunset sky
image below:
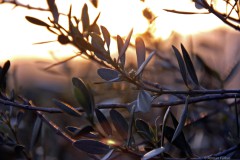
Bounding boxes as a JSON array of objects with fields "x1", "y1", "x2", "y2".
[{"x1": 0, "y1": 0, "x2": 230, "y2": 63}]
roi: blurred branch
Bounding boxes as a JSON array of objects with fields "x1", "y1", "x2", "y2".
[{"x1": 1, "y1": 92, "x2": 240, "y2": 113}]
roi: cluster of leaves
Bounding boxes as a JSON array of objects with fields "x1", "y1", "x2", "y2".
[{"x1": 0, "y1": 1, "x2": 240, "y2": 160}]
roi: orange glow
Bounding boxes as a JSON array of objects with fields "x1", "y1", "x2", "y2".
[{"x1": 0, "y1": 0, "x2": 231, "y2": 63}]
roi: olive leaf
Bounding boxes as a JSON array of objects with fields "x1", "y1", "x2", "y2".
[
  {"x1": 47, "y1": 0, "x2": 59, "y2": 23},
  {"x1": 135, "y1": 37, "x2": 146, "y2": 69},
  {"x1": 172, "y1": 45, "x2": 188, "y2": 87},
  {"x1": 117, "y1": 35, "x2": 125, "y2": 67},
  {"x1": 101, "y1": 26, "x2": 111, "y2": 51},
  {"x1": 161, "y1": 106, "x2": 171, "y2": 147},
  {"x1": 73, "y1": 139, "x2": 111, "y2": 154},
  {"x1": 170, "y1": 112, "x2": 193, "y2": 156},
  {"x1": 91, "y1": 32, "x2": 108, "y2": 61},
  {"x1": 118, "y1": 29, "x2": 133, "y2": 62},
  {"x1": 110, "y1": 109, "x2": 128, "y2": 140},
  {"x1": 81, "y1": 3, "x2": 90, "y2": 32},
  {"x1": 95, "y1": 109, "x2": 112, "y2": 136},
  {"x1": 181, "y1": 44, "x2": 199, "y2": 86},
  {"x1": 142, "y1": 147, "x2": 165, "y2": 160},
  {"x1": 136, "y1": 90, "x2": 153, "y2": 113},
  {"x1": 72, "y1": 77, "x2": 95, "y2": 123},
  {"x1": 135, "y1": 119, "x2": 155, "y2": 143},
  {"x1": 53, "y1": 99, "x2": 82, "y2": 117},
  {"x1": 25, "y1": 16, "x2": 50, "y2": 27},
  {"x1": 30, "y1": 116, "x2": 42, "y2": 150},
  {"x1": 135, "y1": 51, "x2": 155, "y2": 77},
  {"x1": 66, "y1": 125, "x2": 96, "y2": 138},
  {"x1": 101, "y1": 149, "x2": 114, "y2": 160},
  {"x1": 97, "y1": 68, "x2": 120, "y2": 81},
  {"x1": 171, "y1": 96, "x2": 189, "y2": 142}
]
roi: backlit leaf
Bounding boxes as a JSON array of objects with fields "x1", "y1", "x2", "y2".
[
  {"x1": 91, "y1": 33, "x2": 107, "y2": 60},
  {"x1": 97, "y1": 68, "x2": 119, "y2": 81},
  {"x1": 95, "y1": 109, "x2": 112, "y2": 136},
  {"x1": 118, "y1": 29, "x2": 133, "y2": 62},
  {"x1": 181, "y1": 44, "x2": 199, "y2": 86},
  {"x1": 135, "y1": 51, "x2": 155, "y2": 77},
  {"x1": 73, "y1": 139, "x2": 111, "y2": 154},
  {"x1": 161, "y1": 106, "x2": 171, "y2": 147},
  {"x1": 81, "y1": 4, "x2": 90, "y2": 32},
  {"x1": 172, "y1": 45, "x2": 188, "y2": 87},
  {"x1": 72, "y1": 77, "x2": 95, "y2": 123},
  {"x1": 135, "y1": 37, "x2": 146, "y2": 68},
  {"x1": 25, "y1": 16, "x2": 50, "y2": 27},
  {"x1": 30, "y1": 116, "x2": 42, "y2": 150},
  {"x1": 47, "y1": 0, "x2": 59, "y2": 23},
  {"x1": 53, "y1": 99, "x2": 82, "y2": 117},
  {"x1": 101, "y1": 149, "x2": 114, "y2": 160},
  {"x1": 135, "y1": 119, "x2": 155, "y2": 142},
  {"x1": 136, "y1": 90, "x2": 153, "y2": 113},
  {"x1": 117, "y1": 35, "x2": 125, "y2": 67},
  {"x1": 101, "y1": 26, "x2": 111, "y2": 50},
  {"x1": 142, "y1": 147, "x2": 165, "y2": 160},
  {"x1": 171, "y1": 96, "x2": 189, "y2": 142},
  {"x1": 110, "y1": 109, "x2": 128, "y2": 140}
]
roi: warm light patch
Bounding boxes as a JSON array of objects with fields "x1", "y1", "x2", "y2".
[
  {"x1": 0, "y1": 0, "x2": 232, "y2": 62},
  {"x1": 102, "y1": 138, "x2": 119, "y2": 146},
  {"x1": 97, "y1": 0, "x2": 148, "y2": 36}
]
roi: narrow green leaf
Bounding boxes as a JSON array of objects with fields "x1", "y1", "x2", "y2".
[
  {"x1": 117, "y1": 35, "x2": 125, "y2": 67},
  {"x1": 161, "y1": 106, "x2": 171, "y2": 147},
  {"x1": 101, "y1": 149, "x2": 114, "y2": 160},
  {"x1": 47, "y1": 0, "x2": 59, "y2": 23},
  {"x1": 72, "y1": 77, "x2": 95, "y2": 123},
  {"x1": 30, "y1": 116, "x2": 42, "y2": 150},
  {"x1": 142, "y1": 147, "x2": 165, "y2": 160},
  {"x1": 53, "y1": 99, "x2": 82, "y2": 117},
  {"x1": 135, "y1": 51, "x2": 155, "y2": 77},
  {"x1": 81, "y1": 3, "x2": 90, "y2": 32},
  {"x1": 73, "y1": 139, "x2": 111, "y2": 154},
  {"x1": 135, "y1": 37, "x2": 146, "y2": 69},
  {"x1": 136, "y1": 90, "x2": 153, "y2": 113},
  {"x1": 25, "y1": 16, "x2": 50, "y2": 27},
  {"x1": 101, "y1": 26, "x2": 111, "y2": 50},
  {"x1": 110, "y1": 109, "x2": 128, "y2": 140},
  {"x1": 171, "y1": 96, "x2": 189, "y2": 142},
  {"x1": 136, "y1": 119, "x2": 155, "y2": 142},
  {"x1": 172, "y1": 45, "x2": 188, "y2": 87},
  {"x1": 181, "y1": 44, "x2": 199, "y2": 86},
  {"x1": 118, "y1": 29, "x2": 133, "y2": 62},
  {"x1": 95, "y1": 109, "x2": 112, "y2": 136},
  {"x1": 97, "y1": 68, "x2": 119, "y2": 81}
]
